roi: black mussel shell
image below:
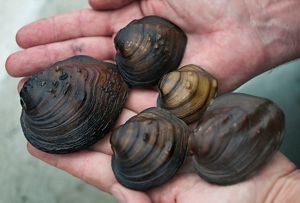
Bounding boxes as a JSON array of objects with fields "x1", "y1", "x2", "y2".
[
  {"x1": 190, "y1": 93, "x2": 285, "y2": 185},
  {"x1": 20, "y1": 55, "x2": 128, "y2": 154},
  {"x1": 110, "y1": 107, "x2": 191, "y2": 191},
  {"x1": 114, "y1": 16, "x2": 187, "y2": 87}
]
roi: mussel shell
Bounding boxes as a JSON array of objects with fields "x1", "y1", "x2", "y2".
[
  {"x1": 190, "y1": 93, "x2": 284, "y2": 185},
  {"x1": 20, "y1": 55, "x2": 128, "y2": 154},
  {"x1": 157, "y1": 64, "x2": 218, "y2": 124},
  {"x1": 114, "y1": 16, "x2": 187, "y2": 87},
  {"x1": 110, "y1": 107, "x2": 191, "y2": 190}
]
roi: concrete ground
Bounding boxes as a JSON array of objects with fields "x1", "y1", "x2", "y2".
[
  {"x1": 1, "y1": 1, "x2": 116, "y2": 203},
  {"x1": 0, "y1": 1, "x2": 299, "y2": 203}
]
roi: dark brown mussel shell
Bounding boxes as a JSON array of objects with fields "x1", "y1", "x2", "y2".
[
  {"x1": 189, "y1": 93, "x2": 285, "y2": 185},
  {"x1": 20, "y1": 55, "x2": 128, "y2": 154},
  {"x1": 157, "y1": 64, "x2": 218, "y2": 124},
  {"x1": 114, "y1": 16, "x2": 187, "y2": 87},
  {"x1": 110, "y1": 107, "x2": 191, "y2": 190}
]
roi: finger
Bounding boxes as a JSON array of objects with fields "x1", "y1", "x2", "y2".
[
  {"x1": 17, "y1": 9, "x2": 112, "y2": 48},
  {"x1": 115, "y1": 107, "x2": 138, "y2": 125},
  {"x1": 89, "y1": 0, "x2": 135, "y2": 10},
  {"x1": 17, "y1": 77, "x2": 28, "y2": 92},
  {"x1": 125, "y1": 88, "x2": 158, "y2": 113},
  {"x1": 110, "y1": 184, "x2": 151, "y2": 203},
  {"x1": 6, "y1": 37, "x2": 114, "y2": 77},
  {"x1": 17, "y1": 5, "x2": 143, "y2": 48},
  {"x1": 89, "y1": 135, "x2": 112, "y2": 155},
  {"x1": 28, "y1": 143, "x2": 118, "y2": 193},
  {"x1": 28, "y1": 143, "x2": 150, "y2": 202},
  {"x1": 89, "y1": 108, "x2": 136, "y2": 154}
]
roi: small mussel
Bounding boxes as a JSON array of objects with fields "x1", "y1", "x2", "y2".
[
  {"x1": 110, "y1": 107, "x2": 191, "y2": 191},
  {"x1": 114, "y1": 16, "x2": 187, "y2": 87},
  {"x1": 189, "y1": 93, "x2": 285, "y2": 185},
  {"x1": 157, "y1": 64, "x2": 218, "y2": 124},
  {"x1": 20, "y1": 55, "x2": 128, "y2": 154}
]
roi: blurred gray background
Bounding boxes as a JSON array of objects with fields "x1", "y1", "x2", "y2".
[
  {"x1": 0, "y1": 1, "x2": 116, "y2": 203},
  {"x1": 0, "y1": 0, "x2": 299, "y2": 203}
]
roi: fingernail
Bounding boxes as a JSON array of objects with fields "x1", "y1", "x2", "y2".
[{"x1": 111, "y1": 187, "x2": 127, "y2": 203}]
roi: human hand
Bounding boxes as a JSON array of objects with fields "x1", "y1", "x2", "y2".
[
  {"x1": 6, "y1": 0, "x2": 300, "y2": 92},
  {"x1": 6, "y1": 0, "x2": 300, "y2": 202},
  {"x1": 27, "y1": 143, "x2": 298, "y2": 203}
]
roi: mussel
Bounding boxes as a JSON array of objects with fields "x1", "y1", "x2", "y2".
[
  {"x1": 20, "y1": 55, "x2": 128, "y2": 154},
  {"x1": 157, "y1": 64, "x2": 218, "y2": 124},
  {"x1": 110, "y1": 107, "x2": 191, "y2": 191},
  {"x1": 189, "y1": 93, "x2": 285, "y2": 185},
  {"x1": 114, "y1": 16, "x2": 187, "y2": 87},
  {"x1": 110, "y1": 93, "x2": 284, "y2": 189}
]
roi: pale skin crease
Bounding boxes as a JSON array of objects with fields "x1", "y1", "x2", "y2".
[{"x1": 6, "y1": 0, "x2": 300, "y2": 202}]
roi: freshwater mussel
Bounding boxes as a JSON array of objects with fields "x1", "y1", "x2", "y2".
[
  {"x1": 114, "y1": 16, "x2": 187, "y2": 87},
  {"x1": 110, "y1": 93, "x2": 285, "y2": 190},
  {"x1": 157, "y1": 64, "x2": 218, "y2": 124},
  {"x1": 110, "y1": 107, "x2": 191, "y2": 190},
  {"x1": 190, "y1": 93, "x2": 285, "y2": 185},
  {"x1": 20, "y1": 55, "x2": 128, "y2": 154}
]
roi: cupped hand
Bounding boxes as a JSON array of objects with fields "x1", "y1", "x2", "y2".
[
  {"x1": 6, "y1": 0, "x2": 299, "y2": 202},
  {"x1": 6, "y1": 0, "x2": 272, "y2": 92}
]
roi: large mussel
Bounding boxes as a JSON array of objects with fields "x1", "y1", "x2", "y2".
[
  {"x1": 114, "y1": 16, "x2": 187, "y2": 87},
  {"x1": 190, "y1": 93, "x2": 285, "y2": 185},
  {"x1": 20, "y1": 55, "x2": 128, "y2": 154},
  {"x1": 157, "y1": 64, "x2": 218, "y2": 124},
  {"x1": 110, "y1": 107, "x2": 191, "y2": 191}
]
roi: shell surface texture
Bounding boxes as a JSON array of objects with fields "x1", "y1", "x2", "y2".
[
  {"x1": 157, "y1": 64, "x2": 218, "y2": 124},
  {"x1": 190, "y1": 93, "x2": 285, "y2": 185},
  {"x1": 20, "y1": 55, "x2": 128, "y2": 154},
  {"x1": 114, "y1": 16, "x2": 187, "y2": 87},
  {"x1": 110, "y1": 107, "x2": 191, "y2": 191}
]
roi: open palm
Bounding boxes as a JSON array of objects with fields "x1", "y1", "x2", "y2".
[{"x1": 6, "y1": 0, "x2": 297, "y2": 202}]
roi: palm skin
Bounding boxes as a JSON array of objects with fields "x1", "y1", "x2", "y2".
[
  {"x1": 7, "y1": 0, "x2": 270, "y2": 92},
  {"x1": 6, "y1": 0, "x2": 298, "y2": 202}
]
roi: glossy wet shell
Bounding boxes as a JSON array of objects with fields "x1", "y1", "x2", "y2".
[
  {"x1": 190, "y1": 93, "x2": 285, "y2": 185},
  {"x1": 110, "y1": 107, "x2": 191, "y2": 191},
  {"x1": 157, "y1": 64, "x2": 218, "y2": 124},
  {"x1": 114, "y1": 16, "x2": 187, "y2": 87},
  {"x1": 20, "y1": 55, "x2": 128, "y2": 154}
]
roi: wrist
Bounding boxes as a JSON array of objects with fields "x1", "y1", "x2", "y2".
[{"x1": 247, "y1": 0, "x2": 300, "y2": 68}]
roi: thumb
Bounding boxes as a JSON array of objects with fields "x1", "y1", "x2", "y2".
[{"x1": 89, "y1": 0, "x2": 135, "y2": 10}]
